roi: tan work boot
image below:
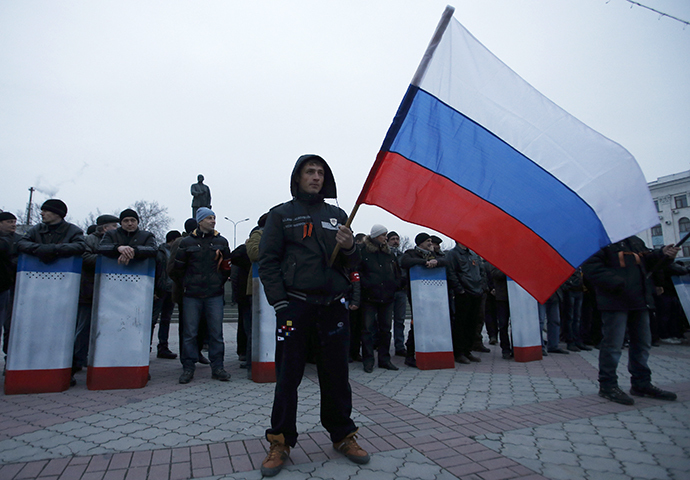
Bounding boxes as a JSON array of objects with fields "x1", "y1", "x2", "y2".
[
  {"x1": 261, "y1": 433, "x2": 290, "y2": 477},
  {"x1": 333, "y1": 430, "x2": 370, "y2": 464}
]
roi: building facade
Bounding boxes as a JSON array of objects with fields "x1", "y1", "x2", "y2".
[{"x1": 640, "y1": 170, "x2": 690, "y2": 260}]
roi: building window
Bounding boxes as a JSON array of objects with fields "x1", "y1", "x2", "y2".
[
  {"x1": 680, "y1": 217, "x2": 690, "y2": 233},
  {"x1": 675, "y1": 194, "x2": 688, "y2": 209},
  {"x1": 654, "y1": 200, "x2": 660, "y2": 212},
  {"x1": 651, "y1": 224, "x2": 664, "y2": 248}
]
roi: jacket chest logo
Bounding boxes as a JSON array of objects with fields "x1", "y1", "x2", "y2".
[{"x1": 322, "y1": 219, "x2": 339, "y2": 231}]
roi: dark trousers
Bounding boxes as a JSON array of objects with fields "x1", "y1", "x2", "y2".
[
  {"x1": 452, "y1": 293, "x2": 481, "y2": 356},
  {"x1": 496, "y1": 300, "x2": 511, "y2": 353},
  {"x1": 565, "y1": 291, "x2": 584, "y2": 345},
  {"x1": 1, "y1": 288, "x2": 14, "y2": 357},
  {"x1": 73, "y1": 303, "x2": 92, "y2": 368},
  {"x1": 152, "y1": 291, "x2": 175, "y2": 349},
  {"x1": 392, "y1": 291, "x2": 407, "y2": 351},
  {"x1": 349, "y1": 307, "x2": 363, "y2": 360},
  {"x1": 361, "y1": 301, "x2": 393, "y2": 367},
  {"x1": 267, "y1": 299, "x2": 357, "y2": 447},
  {"x1": 484, "y1": 294, "x2": 498, "y2": 340}
]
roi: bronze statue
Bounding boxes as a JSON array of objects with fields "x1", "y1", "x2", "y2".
[{"x1": 191, "y1": 174, "x2": 212, "y2": 218}]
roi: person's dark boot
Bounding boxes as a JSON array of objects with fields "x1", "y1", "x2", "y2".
[
  {"x1": 630, "y1": 384, "x2": 677, "y2": 401},
  {"x1": 157, "y1": 345, "x2": 178, "y2": 359},
  {"x1": 599, "y1": 386, "x2": 634, "y2": 405}
]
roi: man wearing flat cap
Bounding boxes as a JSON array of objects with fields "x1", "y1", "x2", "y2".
[{"x1": 73, "y1": 214, "x2": 119, "y2": 373}]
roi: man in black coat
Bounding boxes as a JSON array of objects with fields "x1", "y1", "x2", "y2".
[
  {"x1": 17, "y1": 199, "x2": 86, "y2": 385},
  {"x1": 358, "y1": 224, "x2": 400, "y2": 373},
  {"x1": 0, "y1": 211, "x2": 22, "y2": 364},
  {"x1": 73, "y1": 214, "x2": 119, "y2": 372},
  {"x1": 171, "y1": 208, "x2": 231, "y2": 384},
  {"x1": 18, "y1": 199, "x2": 85, "y2": 262},
  {"x1": 583, "y1": 235, "x2": 680, "y2": 405},
  {"x1": 445, "y1": 241, "x2": 484, "y2": 364},
  {"x1": 258, "y1": 154, "x2": 369, "y2": 477},
  {"x1": 97, "y1": 209, "x2": 157, "y2": 264}
]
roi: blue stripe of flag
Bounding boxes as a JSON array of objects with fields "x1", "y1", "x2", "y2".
[{"x1": 386, "y1": 86, "x2": 610, "y2": 268}]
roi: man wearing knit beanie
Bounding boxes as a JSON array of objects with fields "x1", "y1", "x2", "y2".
[
  {"x1": 171, "y1": 207, "x2": 231, "y2": 384},
  {"x1": 40, "y1": 199, "x2": 68, "y2": 219},
  {"x1": 195, "y1": 207, "x2": 214, "y2": 225},
  {"x1": 16, "y1": 199, "x2": 85, "y2": 387},
  {"x1": 398, "y1": 232, "x2": 447, "y2": 368},
  {"x1": 18, "y1": 199, "x2": 85, "y2": 264},
  {"x1": 97, "y1": 208, "x2": 157, "y2": 266}
]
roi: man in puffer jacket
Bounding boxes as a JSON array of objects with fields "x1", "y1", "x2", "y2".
[
  {"x1": 171, "y1": 208, "x2": 231, "y2": 385},
  {"x1": 258, "y1": 154, "x2": 369, "y2": 477}
]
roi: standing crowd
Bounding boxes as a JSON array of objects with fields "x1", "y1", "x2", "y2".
[{"x1": 1, "y1": 154, "x2": 688, "y2": 478}]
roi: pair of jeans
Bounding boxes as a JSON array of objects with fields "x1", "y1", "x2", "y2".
[
  {"x1": 267, "y1": 298, "x2": 357, "y2": 447},
  {"x1": 181, "y1": 295, "x2": 225, "y2": 371},
  {"x1": 392, "y1": 291, "x2": 407, "y2": 351},
  {"x1": 598, "y1": 310, "x2": 652, "y2": 389},
  {"x1": 361, "y1": 301, "x2": 393, "y2": 367},
  {"x1": 538, "y1": 297, "x2": 561, "y2": 351}
]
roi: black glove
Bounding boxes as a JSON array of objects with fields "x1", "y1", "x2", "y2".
[{"x1": 34, "y1": 244, "x2": 57, "y2": 263}]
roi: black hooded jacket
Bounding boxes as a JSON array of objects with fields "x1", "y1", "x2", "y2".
[{"x1": 259, "y1": 155, "x2": 359, "y2": 309}]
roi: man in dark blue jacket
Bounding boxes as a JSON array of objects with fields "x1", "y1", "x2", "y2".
[
  {"x1": 172, "y1": 208, "x2": 231, "y2": 384},
  {"x1": 258, "y1": 155, "x2": 369, "y2": 477}
]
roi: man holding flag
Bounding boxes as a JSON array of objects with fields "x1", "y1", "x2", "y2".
[{"x1": 258, "y1": 154, "x2": 369, "y2": 477}]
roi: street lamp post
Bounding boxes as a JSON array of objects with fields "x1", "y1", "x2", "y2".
[{"x1": 224, "y1": 217, "x2": 250, "y2": 249}]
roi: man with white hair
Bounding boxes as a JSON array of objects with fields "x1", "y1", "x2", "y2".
[{"x1": 357, "y1": 224, "x2": 401, "y2": 372}]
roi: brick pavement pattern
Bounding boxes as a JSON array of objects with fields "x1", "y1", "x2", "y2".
[{"x1": 1, "y1": 323, "x2": 688, "y2": 480}]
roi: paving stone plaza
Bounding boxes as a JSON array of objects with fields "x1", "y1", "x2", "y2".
[{"x1": 1, "y1": 322, "x2": 688, "y2": 480}]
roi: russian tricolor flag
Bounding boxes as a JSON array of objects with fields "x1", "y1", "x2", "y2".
[{"x1": 357, "y1": 6, "x2": 659, "y2": 303}]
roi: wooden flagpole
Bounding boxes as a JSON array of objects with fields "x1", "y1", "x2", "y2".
[{"x1": 328, "y1": 203, "x2": 362, "y2": 267}]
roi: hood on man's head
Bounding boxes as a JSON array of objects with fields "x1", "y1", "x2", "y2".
[{"x1": 290, "y1": 154, "x2": 337, "y2": 199}]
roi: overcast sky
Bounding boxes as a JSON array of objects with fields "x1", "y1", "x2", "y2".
[{"x1": 2, "y1": 0, "x2": 689, "y2": 248}]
